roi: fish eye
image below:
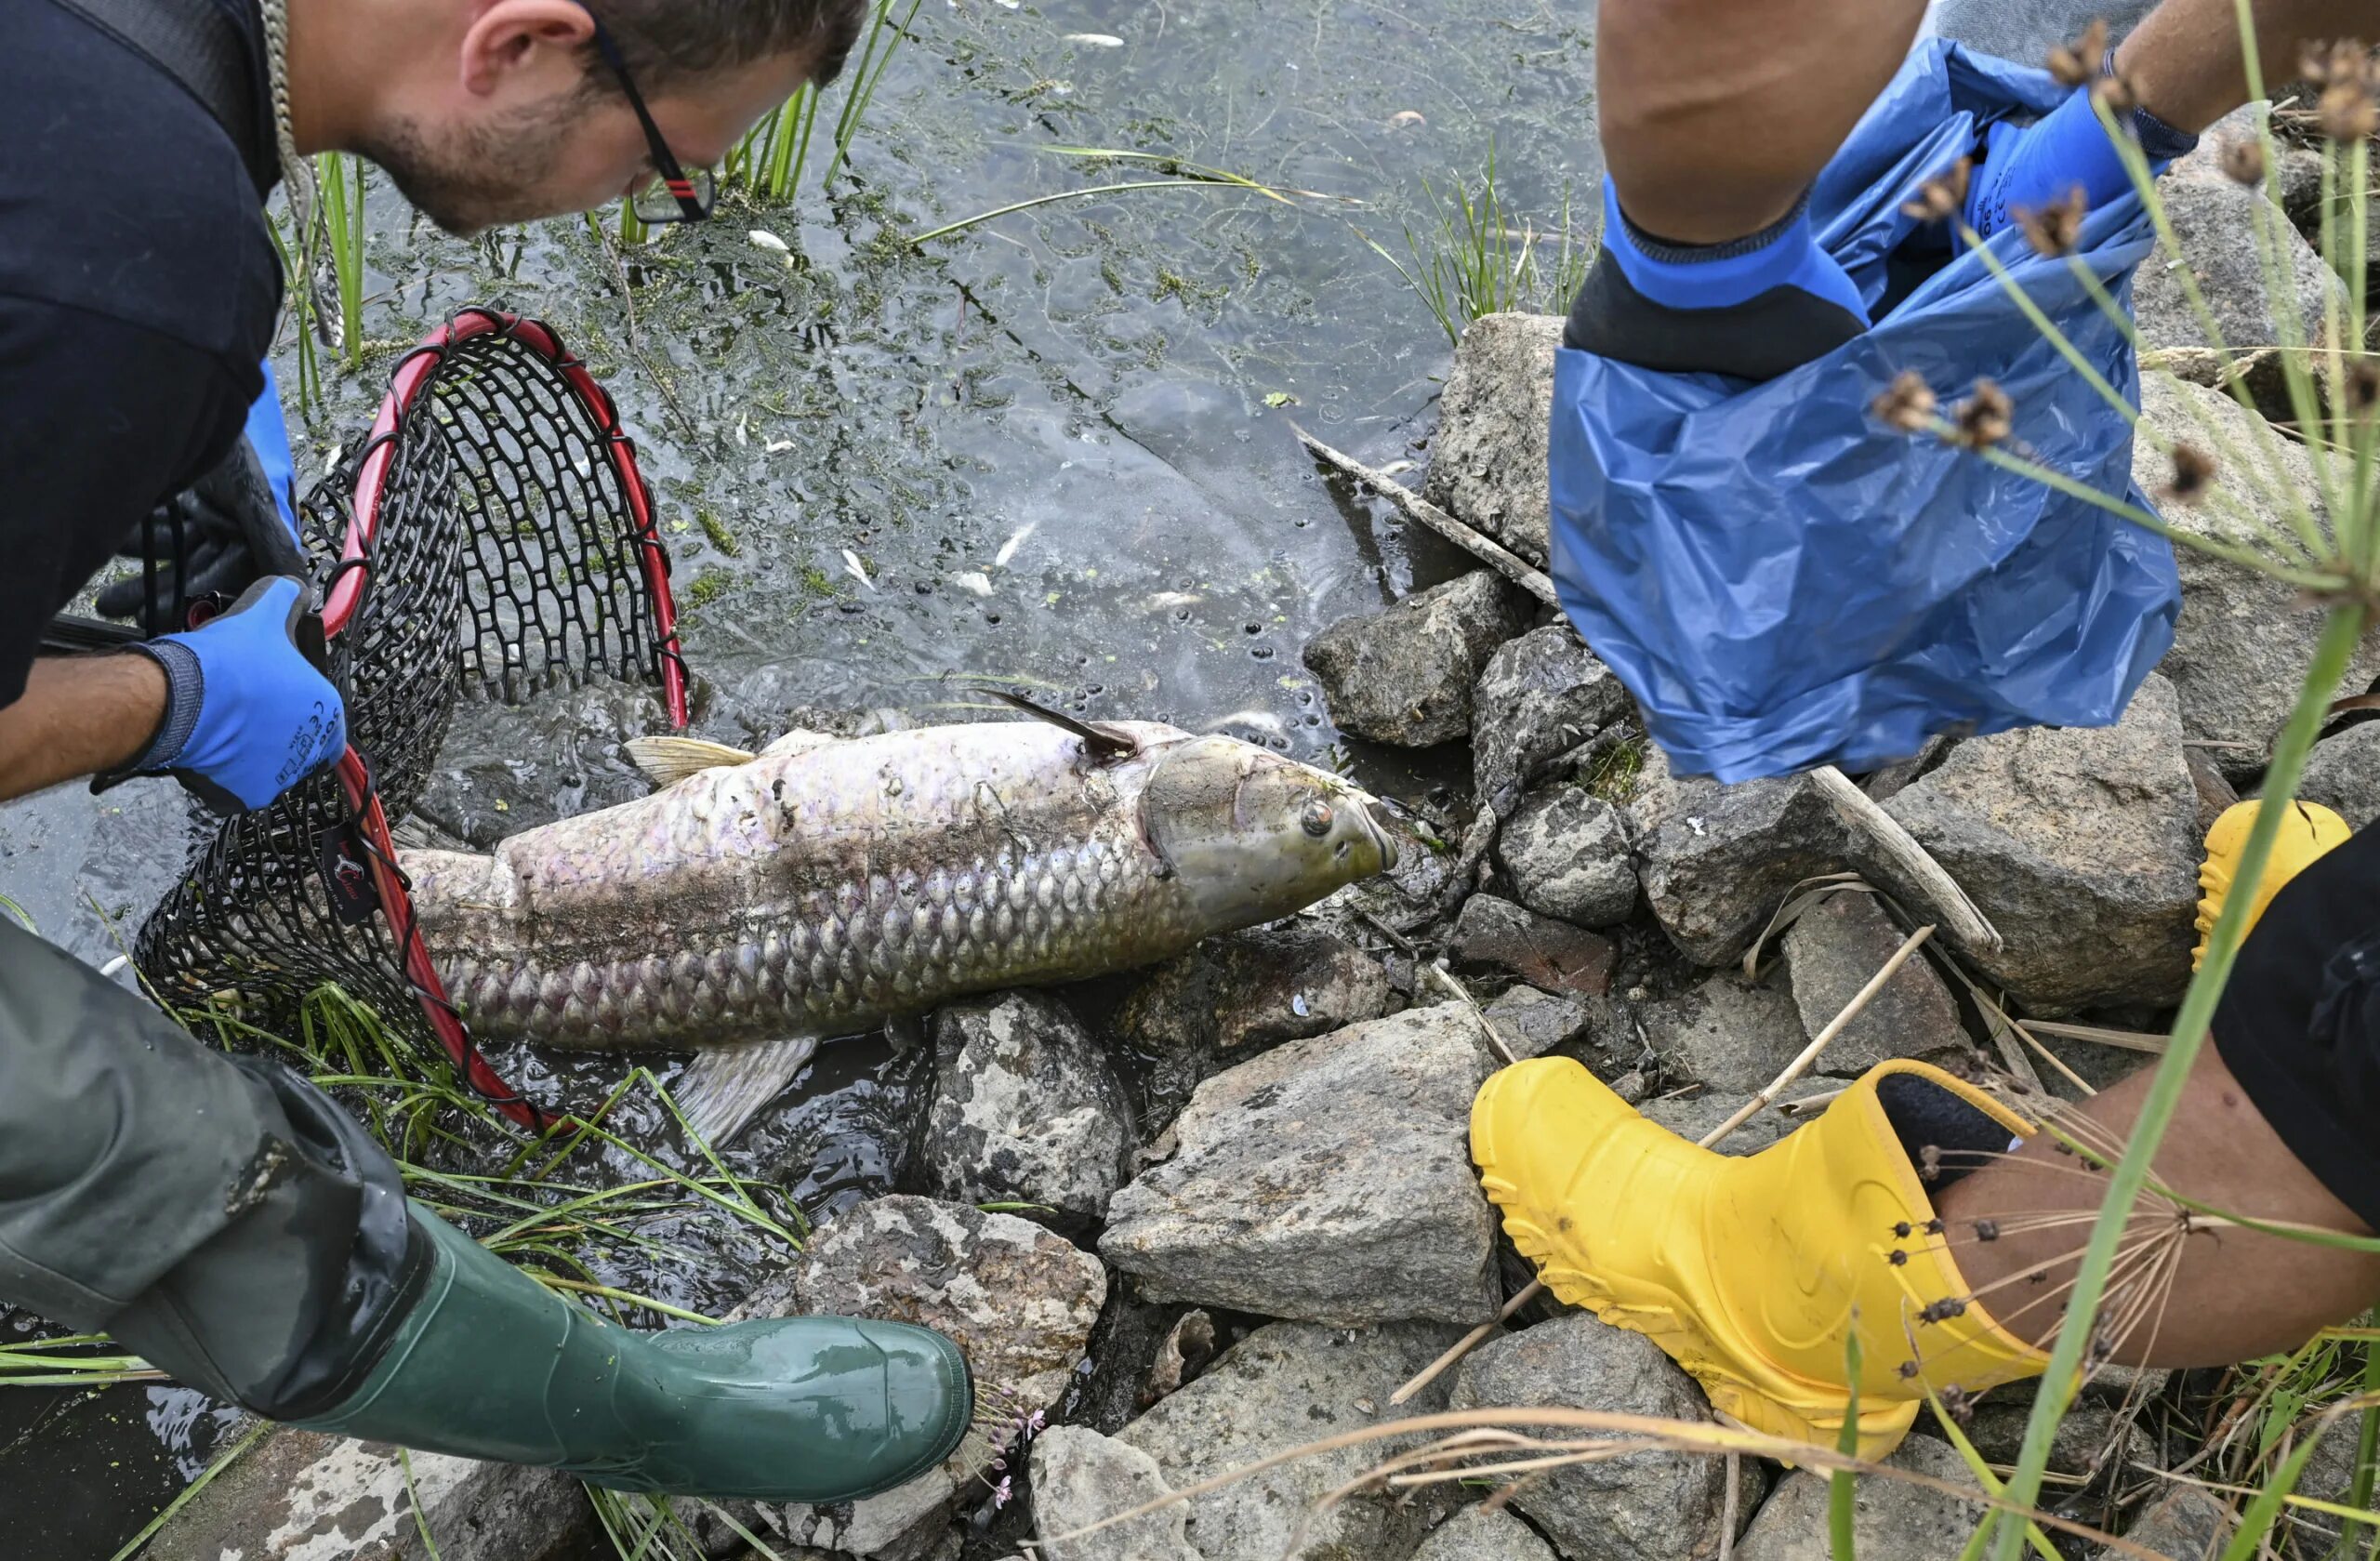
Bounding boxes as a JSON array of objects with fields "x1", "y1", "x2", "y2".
[{"x1": 1302, "y1": 800, "x2": 1334, "y2": 838}]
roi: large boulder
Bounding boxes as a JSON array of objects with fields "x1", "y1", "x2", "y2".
[
  {"x1": 1882, "y1": 675, "x2": 2201, "y2": 1012},
  {"x1": 1639, "y1": 972, "x2": 1808, "y2": 1093},
  {"x1": 1453, "y1": 893, "x2": 1618, "y2": 996},
  {"x1": 1029, "y1": 1426, "x2": 1199, "y2": 1561},
  {"x1": 2134, "y1": 159, "x2": 2350, "y2": 379},
  {"x1": 1116, "y1": 1320, "x2": 1469, "y2": 1561},
  {"x1": 1114, "y1": 925, "x2": 1395, "y2": 1129},
  {"x1": 1449, "y1": 1315, "x2": 1734, "y2": 1561},
  {"x1": 2293, "y1": 720, "x2": 2380, "y2": 830},
  {"x1": 1734, "y1": 1435, "x2": 1982, "y2": 1561},
  {"x1": 1780, "y1": 892, "x2": 1970, "y2": 1076},
  {"x1": 1101, "y1": 1008, "x2": 1501, "y2": 1326},
  {"x1": 1304, "y1": 570, "x2": 1533, "y2": 747},
  {"x1": 1412, "y1": 1503, "x2": 1561, "y2": 1561},
  {"x1": 1472, "y1": 625, "x2": 1633, "y2": 808},
  {"x1": 772, "y1": 1197, "x2": 1105, "y2": 1559},
  {"x1": 1627, "y1": 747, "x2": 1855, "y2": 967},
  {"x1": 2135, "y1": 374, "x2": 2380, "y2": 780},
  {"x1": 1925, "y1": 0, "x2": 2157, "y2": 60},
  {"x1": 1500, "y1": 786, "x2": 1639, "y2": 929},
  {"x1": 2109, "y1": 1485, "x2": 2235, "y2": 1561},
  {"x1": 1422, "y1": 311, "x2": 1565, "y2": 563},
  {"x1": 920, "y1": 992, "x2": 1134, "y2": 1224}
]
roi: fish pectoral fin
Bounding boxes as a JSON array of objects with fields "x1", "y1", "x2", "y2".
[
  {"x1": 624, "y1": 735, "x2": 759, "y2": 788},
  {"x1": 758, "y1": 729, "x2": 840, "y2": 761},
  {"x1": 672, "y1": 1036, "x2": 819, "y2": 1148}
]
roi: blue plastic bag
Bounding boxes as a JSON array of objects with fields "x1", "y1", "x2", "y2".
[{"x1": 1548, "y1": 41, "x2": 2179, "y2": 783}]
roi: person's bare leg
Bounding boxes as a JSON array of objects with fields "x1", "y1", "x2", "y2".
[
  {"x1": 1937, "y1": 1046, "x2": 2380, "y2": 1368},
  {"x1": 2122, "y1": 0, "x2": 2380, "y2": 136},
  {"x1": 1598, "y1": 0, "x2": 1928, "y2": 244}
]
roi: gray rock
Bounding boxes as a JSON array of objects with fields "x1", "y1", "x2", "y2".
[
  {"x1": 2109, "y1": 1485, "x2": 2234, "y2": 1561},
  {"x1": 1639, "y1": 1083, "x2": 1836, "y2": 1156},
  {"x1": 1114, "y1": 925, "x2": 1395, "y2": 1128},
  {"x1": 1422, "y1": 311, "x2": 1565, "y2": 563},
  {"x1": 1953, "y1": 1400, "x2": 2153, "y2": 1488},
  {"x1": 2135, "y1": 165, "x2": 2349, "y2": 380},
  {"x1": 1472, "y1": 625, "x2": 1633, "y2": 809},
  {"x1": 1449, "y1": 1316, "x2": 1730, "y2": 1561},
  {"x1": 1102, "y1": 1009, "x2": 1501, "y2": 1326},
  {"x1": 1454, "y1": 893, "x2": 1619, "y2": 996},
  {"x1": 922, "y1": 992, "x2": 1133, "y2": 1224},
  {"x1": 2295, "y1": 721, "x2": 2380, "y2": 829},
  {"x1": 1411, "y1": 1503, "x2": 1560, "y2": 1561},
  {"x1": 776, "y1": 1197, "x2": 1105, "y2": 1558},
  {"x1": 1482, "y1": 984, "x2": 1603, "y2": 1059},
  {"x1": 1640, "y1": 972, "x2": 1808, "y2": 1093},
  {"x1": 1500, "y1": 787, "x2": 1639, "y2": 929},
  {"x1": 1627, "y1": 746, "x2": 1856, "y2": 967},
  {"x1": 1781, "y1": 893, "x2": 1970, "y2": 1076},
  {"x1": 2135, "y1": 375, "x2": 2380, "y2": 780},
  {"x1": 1116, "y1": 1320, "x2": 1468, "y2": 1561},
  {"x1": 1028, "y1": 1426, "x2": 1199, "y2": 1561},
  {"x1": 1735, "y1": 1435, "x2": 1981, "y2": 1561},
  {"x1": 1924, "y1": 0, "x2": 2155, "y2": 61},
  {"x1": 1304, "y1": 570, "x2": 1532, "y2": 747},
  {"x1": 1883, "y1": 675, "x2": 2202, "y2": 1012},
  {"x1": 140, "y1": 1425, "x2": 595, "y2": 1561}
]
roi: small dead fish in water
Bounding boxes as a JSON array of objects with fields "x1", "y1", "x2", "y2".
[
  {"x1": 1143, "y1": 590, "x2": 1202, "y2": 614},
  {"x1": 1063, "y1": 32, "x2": 1123, "y2": 46},
  {"x1": 748, "y1": 229, "x2": 791, "y2": 254},
  {"x1": 954, "y1": 571, "x2": 995, "y2": 597},
  {"x1": 842, "y1": 549, "x2": 876, "y2": 590},
  {"x1": 994, "y1": 523, "x2": 1036, "y2": 568},
  {"x1": 405, "y1": 711, "x2": 1397, "y2": 1144}
]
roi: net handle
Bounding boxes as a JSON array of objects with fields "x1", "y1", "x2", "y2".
[{"x1": 330, "y1": 307, "x2": 691, "y2": 729}]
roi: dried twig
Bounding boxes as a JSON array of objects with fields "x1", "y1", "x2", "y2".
[
  {"x1": 1388, "y1": 1281, "x2": 1547, "y2": 1408},
  {"x1": 1293, "y1": 427, "x2": 1559, "y2": 605},
  {"x1": 1807, "y1": 766, "x2": 2004, "y2": 956},
  {"x1": 1427, "y1": 962, "x2": 1518, "y2": 1065}
]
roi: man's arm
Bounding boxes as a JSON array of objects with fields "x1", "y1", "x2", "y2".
[{"x1": 0, "y1": 655, "x2": 167, "y2": 801}]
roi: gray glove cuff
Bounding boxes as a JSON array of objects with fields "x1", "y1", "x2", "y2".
[{"x1": 124, "y1": 640, "x2": 205, "y2": 771}]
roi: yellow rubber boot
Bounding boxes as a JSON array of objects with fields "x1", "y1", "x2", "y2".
[
  {"x1": 2193, "y1": 800, "x2": 2351, "y2": 971},
  {"x1": 1472, "y1": 1057, "x2": 2047, "y2": 1459}
]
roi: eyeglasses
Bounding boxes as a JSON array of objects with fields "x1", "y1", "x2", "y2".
[{"x1": 577, "y1": 3, "x2": 715, "y2": 223}]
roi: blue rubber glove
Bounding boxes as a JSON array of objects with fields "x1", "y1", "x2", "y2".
[
  {"x1": 113, "y1": 576, "x2": 348, "y2": 815},
  {"x1": 1964, "y1": 78, "x2": 2199, "y2": 242}
]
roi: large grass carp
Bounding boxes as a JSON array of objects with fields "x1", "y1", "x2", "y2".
[{"x1": 400, "y1": 708, "x2": 1398, "y2": 1141}]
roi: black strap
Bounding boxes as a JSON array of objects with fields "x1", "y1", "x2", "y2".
[{"x1": 46, "y1": 0, "x2": 274, "y2": 197}]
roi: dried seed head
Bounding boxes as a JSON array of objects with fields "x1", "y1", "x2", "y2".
[
  {"x1": 1973, "y1": 1217, "x2": 2002, "y2": 1242},
  {"x1": 1919, "y1": 1144, "x2": 1944, "y2": 1182},
  {"x1": 1888, "y1": 1249, "x2": 1911, "y2": 1266},
  {"x1": 1893, "y1": 1221, "x2": 1914, "y2": 1239},
  {"x1": 2347, "y1": 357, "x2": 2380, "y2": 417},
  {"x1": 1900, "y1": 157, "x2": 1973, "y2": 224},
  {"x1": 2320, "y1": 77, "x2": 2380, "y2": 142},
  {"x1": 1919, "y1": 1297, "x2": 1971, "y2": 1325},
  {"x1": 2218, "y1": 136, "x2": 2267, "y2": 186},
  {"x1": 2015, "y1": 185, "x2": 2089, "y2": 258},
  {"x1": 2300, "y1": 39, "x2": 2369, "y2": 89},
  {"x1": 2091, "y1": 69, "x2": 2139, "y2": 116},
  {"x1": 1898, "y1": 1359, "x2": 1922, "y2": 1380},
  {"x1": 1950, "y1": 380, "x2": 2016, "y2": 450},
  {"x1": 2162, "y1": 443, "x2": 2216, "y2": 503},
  {"x1": 2046, "y1": 20, "x2": 2109, "y2": 88},
  {"x1": 1924, "y1": 1218, "x2": 1946, "y2": 1237},
  {"x1": 1871, "y1": 371, "x2": 1938, "y2": 433}
]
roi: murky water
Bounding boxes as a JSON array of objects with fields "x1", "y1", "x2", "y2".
[{"x1": 0, "y1": 0, "x2": 1597, "y2": 1551}]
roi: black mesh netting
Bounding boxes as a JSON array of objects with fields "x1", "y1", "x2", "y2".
[{"x1": 133, "y1": 311, "x2": 683, "y2": 1125}]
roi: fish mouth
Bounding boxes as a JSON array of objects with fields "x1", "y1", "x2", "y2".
[{"x1": 1357, "y1": 798, "x2": 1400, "y2": 872}]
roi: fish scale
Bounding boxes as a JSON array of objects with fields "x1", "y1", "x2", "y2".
[{"x1": 400, "y1": 719, "x2": 1386, "y2": 1067}]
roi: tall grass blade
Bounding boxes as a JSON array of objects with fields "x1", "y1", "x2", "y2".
[{"x1": 1831, "y1": 1330, "x2": 1861, "y2": 1561}]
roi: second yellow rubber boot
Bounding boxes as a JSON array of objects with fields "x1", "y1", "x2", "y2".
[
  {"x1": 2193, "y1": 799, "x2": 2351, "y2": 971},
  {"x1": 1472, "y1": 1057, "x2": 2048, "y2": 1459}
]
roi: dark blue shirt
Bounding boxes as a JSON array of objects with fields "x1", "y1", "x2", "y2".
[{"x1": 0, "y1": 0, "x2": 283, "y2": 708}]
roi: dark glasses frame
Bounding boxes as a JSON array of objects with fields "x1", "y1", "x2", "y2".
[{"x1": 577, "y1": 3, "x2": 716, "y2": 223}]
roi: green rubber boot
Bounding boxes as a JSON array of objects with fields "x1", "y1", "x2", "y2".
[{"x1": 293, "y1": 1203, "x2": 972, "y2": 1502}]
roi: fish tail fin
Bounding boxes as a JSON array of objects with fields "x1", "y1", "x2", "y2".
[
  {"x1": 670, "y1": 1036, "x2": 818, "y2": 1147},
  {"x1": 625, "y1": 735, "x2": 758, "y2": 787}
]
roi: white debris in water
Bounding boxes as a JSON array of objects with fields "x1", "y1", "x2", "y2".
[
  {"x1": 955, "y1": 571, "x2": 995, "y2": 596},
  {"x1": 748, "y1": 229, "x2": 791, "y2": 253},
  {"x1": 1143, "y1": 590, "x2": 1201, "y2": 612},
  {"x1": 994, "y1": 523, "x2": 1037, "y2": 567},
  {"x1": 735, "y1": 414, "x2": 748, "y2": 447},
  {"x1": 1063, "y1": 32, "x2": 1123, "y2": 46},
  {"x1": 764, "y1": 439, "x2": 795, "y2": 454},
  {"x1": 1202, "y1": 708, "x2": 1289, "y2": 739},
  {"x1": 1377, "y1": 458, "x2": 1417, "y2": 476},
  {"x1": 843, "y1": 549, "x2": 876, "y2": 590}
]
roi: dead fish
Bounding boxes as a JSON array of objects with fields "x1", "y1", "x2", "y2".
[{"x1": 403, "y1": 702, "x2": 1397, "y2": 1143}]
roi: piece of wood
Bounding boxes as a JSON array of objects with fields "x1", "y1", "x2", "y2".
[
  {"x1": 1808, "y1": 764, "x2": 2005, "y2": 957},
  {"x1": 1294, "y1": 427, "x2": 1559, "y2": 606},
  {"x1": 1389, "y1": 1279, "x2": 1543, "y2": 1407}
]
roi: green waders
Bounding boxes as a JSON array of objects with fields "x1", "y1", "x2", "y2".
[{"x1": 0, "y1": 918, "x2": 970, "y2": 1501}]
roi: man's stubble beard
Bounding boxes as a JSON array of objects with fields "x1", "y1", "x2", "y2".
[{"x1": 355, "y1": 96, "x2": 588, "y2": 238}]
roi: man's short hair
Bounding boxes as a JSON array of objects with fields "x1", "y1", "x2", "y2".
[{"x1": 588, "y1": 0, "x2": 872, "y2": 95}]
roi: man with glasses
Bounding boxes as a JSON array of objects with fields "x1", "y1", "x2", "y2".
[{"x1": 0, "y1": 0, "x2": 969, "y2": 1506}]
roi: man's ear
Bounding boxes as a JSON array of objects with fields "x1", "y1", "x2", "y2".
[{"x1": 457, "y1": 0, "x2": 598, "y2": 97}]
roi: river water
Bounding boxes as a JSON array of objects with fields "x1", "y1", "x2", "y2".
[{"x1": 0, "y1": 0, "x2": 1597, "y2": 1553}]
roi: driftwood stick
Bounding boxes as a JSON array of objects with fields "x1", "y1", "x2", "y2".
[
  {"x1": 1699, "y1": 924, "x2": 1937, "y2": 1149},
  {"x1": 1427, "y1": 962, "x2": 1519, "y2": 1066},
  {"x1": 1389, "y1": 1279, "x2": 1543, "y2": 1407},
  {"x1": 1807, "y1": 766, "x2": 2004, "y2": 957},
  {"x1": 1294, "y1": 427, "x2": 1559, "y2": 607}
]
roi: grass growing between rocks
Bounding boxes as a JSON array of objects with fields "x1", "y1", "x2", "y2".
[{"x1": 1380, "y1": 145, "x2": 1594, "y2": 347}]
